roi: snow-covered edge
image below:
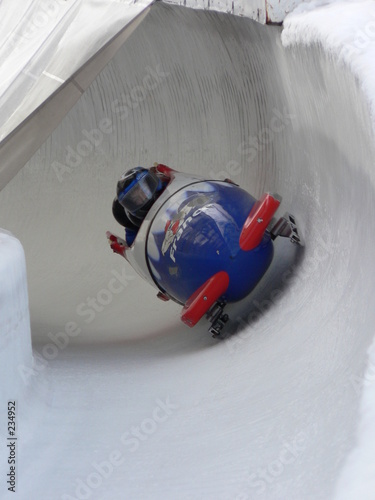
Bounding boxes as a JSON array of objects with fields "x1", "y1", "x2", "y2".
[
  {"x1": 0, "y1": 229, "x2": 33, "y2": 400},
  {"x1": 335, "y1": 339, "x2": 375, "y2": 499},
  {"x1": 282, "y1": 0, "x2": 375, "y2": 128},
  {"x1": 282, "y1": 1, "x2": 375, "y2": 498}
]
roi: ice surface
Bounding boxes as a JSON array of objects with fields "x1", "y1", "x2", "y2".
[
  {"x1": 282, "y1": 0, "x2": 375, "y2": 125},
  {"x1": 0, "y1": 230, "x2": 32, "y2": 398},
  {"x1": 1, "y1": 1, "x2": 375, "y2": 499},
  {"x1": 282, "y1": 2, "x2": 375, "y2": 498},
  {"x1": 0, "y1": 231, "x2": 33, "y2": 495}
]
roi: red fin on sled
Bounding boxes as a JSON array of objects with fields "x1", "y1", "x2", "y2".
[
  {"x1": 154, "y1": 164, "x2": 176, "y2": 180},
  {"x1": 239, "y1": 193, "x2": 281, "y2": 251},
  {"x1": 106, "y1": 231, "x2": 128, "y2": 258},
  {"x1": 181, "y1": 271, "x2": 230, "y2": 327}
]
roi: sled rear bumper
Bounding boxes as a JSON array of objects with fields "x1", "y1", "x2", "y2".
[
  {"x1": 239, "y1": 193, "x2": 281, "y2": 251},
  {"x1": 181, "y1": 271, "x2": 230, "y2": 327}
]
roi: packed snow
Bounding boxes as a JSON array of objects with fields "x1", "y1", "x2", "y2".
[
  {"x1": 282, "y1": 2, "x2": 375, "y2": 497},
  {"x1": 282, "y1": 0, "x2": 375, "y2": 125},
  {"x1": 1, "y1": 1, "x2": 375, "y2": 499}
]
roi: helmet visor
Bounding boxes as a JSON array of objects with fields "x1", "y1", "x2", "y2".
[{"x1": 118, "y1": 171, "x2": 159, "y2": 214}]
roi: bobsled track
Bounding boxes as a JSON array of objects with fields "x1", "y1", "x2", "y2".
[{"x1": 1, "y1": 2, "x2": 375, "y2": 499}]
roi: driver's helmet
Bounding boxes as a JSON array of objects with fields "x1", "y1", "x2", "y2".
[{"x1": 116, "y1": 167, "x2": 161, "y2": 220}]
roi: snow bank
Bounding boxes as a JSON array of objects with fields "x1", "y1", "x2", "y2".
[
  {"x1": 335, "y1": 343, "x2": 375, "y2": 500},
  {"x1": 0, "y1": 230, "x2": 32, "y2": 400},
  {"x1": 282, "y1": 0, "x2": 375, "y2": 126},
  {"x1": 0, "y1": 230, "x2": 35, "y2": 497},
  {"x1": 282, "y1": 2, "x2": 375, "y2": 497}
]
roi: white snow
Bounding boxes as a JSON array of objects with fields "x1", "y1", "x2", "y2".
[
  {"x1": 0, "y1": 230, "x2": 32, "y2": 399},
  {"x1": 1, "y1": 0, "x2": 375, "y2": 499},
  {"x1": 282, "y1": 2, "x2": 375, "y2": 498},
  {"x1": 282, "y1": 0, "x2": 375, "y2": 125},
  {"x1": 0, "y1": 231, "x2": 33, "y2": 495},
  {"x1": 334, "y1": 342, "x2": 375, "y2": 500}
]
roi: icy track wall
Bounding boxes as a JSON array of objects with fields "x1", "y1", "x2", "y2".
[
  {"x1": 0, "y1": 231, "x2": 32, "y2": 398},
  {"x1": 1, "y1": 1, "x2": 375, "y2": 499},
  {"x1": 0, "y1": 231, "x2": 32, "y2": 488}
]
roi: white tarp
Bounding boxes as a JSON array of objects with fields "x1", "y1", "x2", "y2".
[{"x1": 0, "y1": 0, "x2": 153, "y2": 142}]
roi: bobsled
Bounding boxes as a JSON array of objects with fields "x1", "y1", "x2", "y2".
[{"x1": 107, "y1": 165, "x2": 302, "y2": 337}]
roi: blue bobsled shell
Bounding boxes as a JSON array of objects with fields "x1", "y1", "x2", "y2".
[{"x1": 146, "y1": 181, "x2": 274, "y2": 305}]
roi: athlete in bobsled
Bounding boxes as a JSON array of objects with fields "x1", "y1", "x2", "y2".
[{"x1": 107, "y1": 164, "x2": 302, "y2": 337}]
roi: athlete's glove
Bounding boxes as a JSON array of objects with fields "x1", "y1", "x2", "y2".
[{"x1": 106, "y1": 231, "x2": 127, "y2": 257}]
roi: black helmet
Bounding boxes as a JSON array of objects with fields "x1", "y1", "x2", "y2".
[{"x1": 116, "y1": 167, "x2": 161, "y2": 220}]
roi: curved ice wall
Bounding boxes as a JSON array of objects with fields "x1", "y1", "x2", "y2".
[
  {"x1": 0, "y1": 2, "x2": 375, "y2": 499},
  {"x1": 0, "y1": 232, "x2": 32, "y2": 396}
]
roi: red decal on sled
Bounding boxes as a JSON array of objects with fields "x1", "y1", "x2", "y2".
[
  {"x1": 154, "y1": 164, "x2": 175, "y2": 180},
  {"x1": 164, "y1": 220, "x2": 179, "y2": 234},
  {"x1": 239, "y1": 193, "x2": 281, "y2": 252},
  {"x1": 106, "y1": 231, "x2": 128, "y2": 258},
  {"x1": 181, "y1": 271, "x2": 230, "y2": 327}
]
